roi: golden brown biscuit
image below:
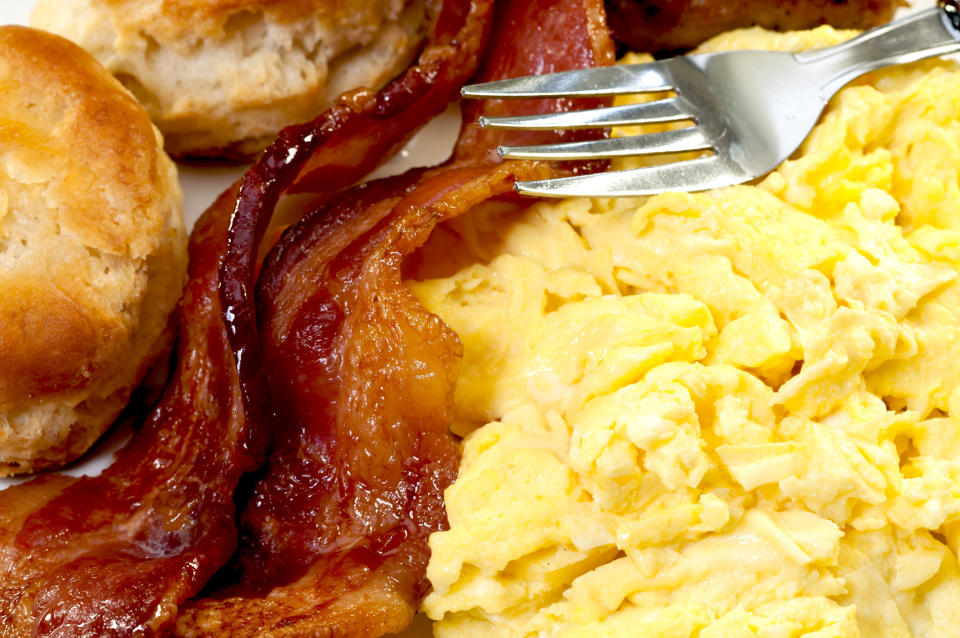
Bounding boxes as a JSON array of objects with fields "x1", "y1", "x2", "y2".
[
  {"x1": 0, "y1": 26, "x2": 187, "y2": 476},
  {"x1": 31, "y1": 0, "x2": 428, "y2": 160}
]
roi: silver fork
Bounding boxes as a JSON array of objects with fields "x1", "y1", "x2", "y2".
[{"x1": 462, "y1": 1, "x2": 960, "y2": 197}]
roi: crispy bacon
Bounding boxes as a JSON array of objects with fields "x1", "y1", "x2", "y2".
[
  {"x1": 172, "y1": 0, "x2": 614, "y2": 635},
  {"x1": 0, "y1": 0, "x2": 490, "y2": 635},
  {"x1": 218, "y1": 0, "x2": 496, "y2": 485}
]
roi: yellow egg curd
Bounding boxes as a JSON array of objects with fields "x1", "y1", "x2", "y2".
[{"x1": 407, "y1": 26, "x2": 960, "y2": 637}]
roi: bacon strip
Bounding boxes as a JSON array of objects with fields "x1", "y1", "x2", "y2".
[
  {"x1": 220, "y1": 0, "x2": 495, "y2": 448},
  {"x1": 0, "y1": 188, "x2": 251, "y2": 638},
  {"x1": 177, "y1": 0, "x2": 613, "y2": 635},
  {"x1": 0, "y1": 0, "x2": 490, "y2": 635}
]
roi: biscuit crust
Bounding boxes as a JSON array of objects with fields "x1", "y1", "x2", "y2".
[
  {"x1": 0, "y1": 26, "x2": 187, "y2": 475},
  {"x1": 32, "y1": 0, "x2": 428, "y2": 159}
]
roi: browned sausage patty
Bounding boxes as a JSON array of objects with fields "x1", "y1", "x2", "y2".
[{"x1": 606, "y1": 0, "x2": 902, "y2": 53}]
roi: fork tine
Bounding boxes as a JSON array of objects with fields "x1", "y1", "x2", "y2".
[
  {"x1": 478, "y1": 98, "x2": 692, "y2": 130},
  {"x1": 461, "y1": 62, "x2": 673, "y2": 99},
  {"x1": 499, "y1": 127, "x2": 711, "y2": 161},
  {"x1": 514, "y1": 156, "x2": 749, "y2": 198}
]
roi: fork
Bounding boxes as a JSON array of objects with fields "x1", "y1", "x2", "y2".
[{"x1": 462, "y1": 1, "x2": 960, "y2": 197}]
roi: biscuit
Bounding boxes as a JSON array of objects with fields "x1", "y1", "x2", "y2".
[
  {"x1": 31, "y1": 0, "x2": 428, "y2": 160},
  {"x1": 0, "y1": 26, "x2": 187, "y2": 476}
]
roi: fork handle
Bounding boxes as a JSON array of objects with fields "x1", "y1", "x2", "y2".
[{"x1": 795, "y1": 2, "x2": 960, "y2": 99}]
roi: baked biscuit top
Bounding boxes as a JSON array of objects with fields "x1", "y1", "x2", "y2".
[
  {"x1": 104, "y1": 0, "x2": 395, "y2": 36},
  {"x1": 32, "y1": 0, "x2": 426, "y2": 158},
  {"x1": 0, "y1": 26, "x2": 184, "y2": 432}
]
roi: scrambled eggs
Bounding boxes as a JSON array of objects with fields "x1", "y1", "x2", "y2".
[{"x1": 410, "y1": 27, "x2": 960, "y2": 637}]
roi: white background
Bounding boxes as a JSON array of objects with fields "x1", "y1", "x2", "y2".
[{"x1": 0, "y1": 2, "x2": 31, "y2": 25}]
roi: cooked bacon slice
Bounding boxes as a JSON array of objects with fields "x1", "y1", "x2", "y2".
[
  {"x1": 219, "y1": 0, "x2": 496, "y2": 442},
  {"x1": 177, "y1": 163, "x2": 535, "y2": 636},
  {"x1": 0, "y1": 188, "x2": 252, "y2": 638},
  {"x1": 0, "y1": 0, "x2": 489, "y2": 634},
  {"x1": 177, "y1": 0, "x2": 613, "y2": 635}
]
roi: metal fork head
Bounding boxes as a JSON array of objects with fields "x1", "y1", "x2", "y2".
[
  {"x1": 463, "y1": 6, "x2": 960, "y2": 197},
  {"x1": 464, "y1": 51, "x2": 827, "y2": 197}
]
